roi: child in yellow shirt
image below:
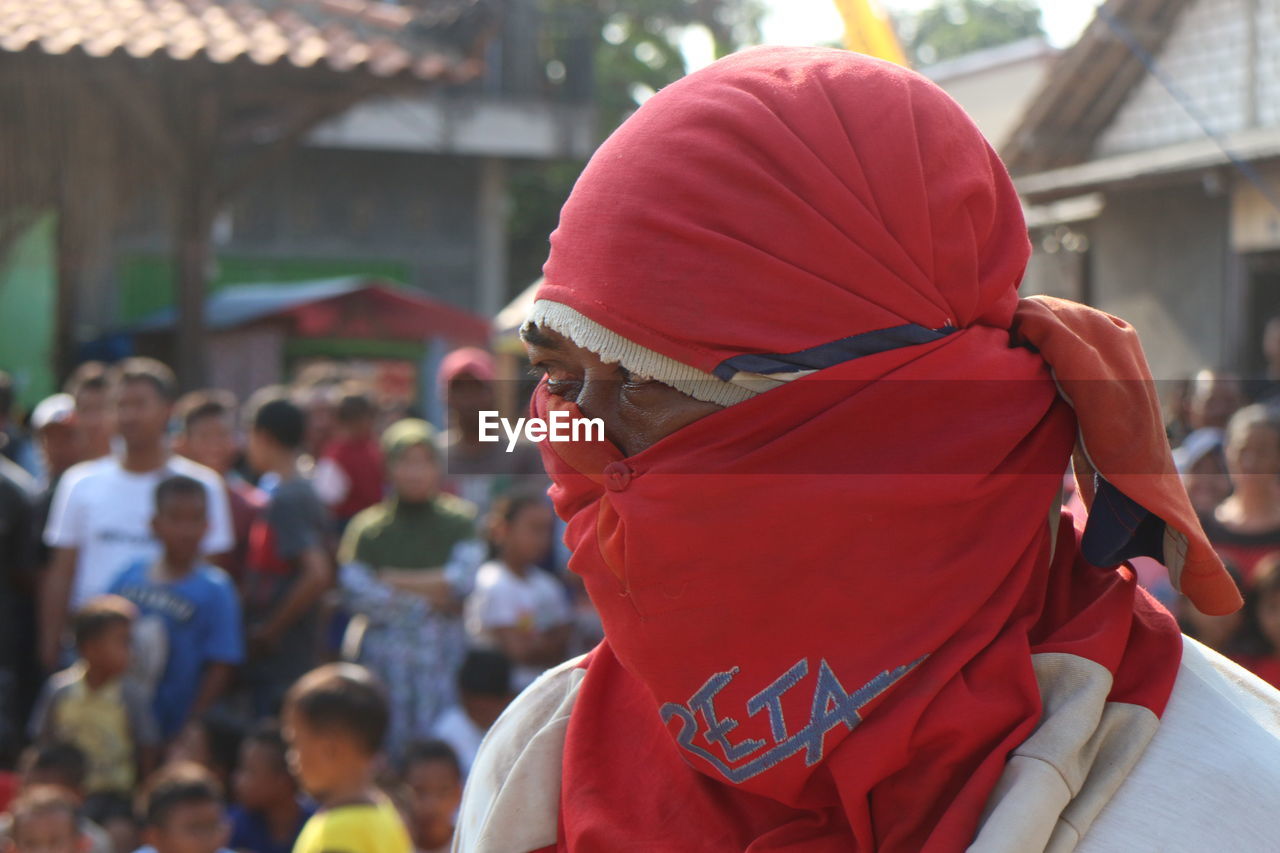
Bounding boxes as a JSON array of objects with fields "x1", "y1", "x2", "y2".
[{"x1": 283, "y1": 664, "x2": 412, "y2": 853}]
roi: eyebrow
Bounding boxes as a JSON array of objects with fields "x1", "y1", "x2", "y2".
[{"x1": 520, "y1": 323, "x2": 561, "y2": 349}]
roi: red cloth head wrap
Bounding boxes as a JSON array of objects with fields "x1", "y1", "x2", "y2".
[{"x1": 531, "y1": 46, "x2": 1236, "y2": 851}]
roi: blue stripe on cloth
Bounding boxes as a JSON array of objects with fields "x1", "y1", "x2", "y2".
[
  {"x1": 713, "y1": 324, "x2": 957, "y2": 379},
  {"x1": 1081, "y1": 476, "x2": 1169, "y2": 568}
]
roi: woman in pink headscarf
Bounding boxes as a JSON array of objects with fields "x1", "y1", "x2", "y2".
[{"x1": 455, "y1": 48, "x2": 1280, "y2": 852}]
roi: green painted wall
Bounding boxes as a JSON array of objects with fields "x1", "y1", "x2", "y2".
[
  {"x1": 0, "y1": 215, "x2": 56, "y2": 410},
  {"x1": 118, "y1": 254, "x2": 413, "y2": 321}
]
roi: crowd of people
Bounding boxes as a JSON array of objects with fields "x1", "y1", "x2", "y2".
[
  {"x1": 0, "y1": 346, "x2": 595, "y2": 853},
  {"x1": 1152, "y1": 322, "x2": 1280, "y2": 687},
  {"x1": 4, "y1": 314, "x2": 1280, "y2": 852}
]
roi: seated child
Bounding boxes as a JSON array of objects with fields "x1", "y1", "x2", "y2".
[
  {"x1": 283, "y1": 664, "x2": 412, "y2": 853},
  {"x1": 109, "y1": 475, "x2": 245, "y2": 741},
  {"x1": 29, "y1": 597, "x2": 160, "y2": 799},
  {"x1": 164, "y1": 712, "x2": 244, "y2": 798},
  {"x1": 400, "y1": 741, "x2": 463, "y2": 853},
  {"x1": 429, "y1": 649, "x2": 513, "y2": 777},
  {"x1": 84, "y1": 795, "x2": 137, "y2": 853},
  {"x1": 3, "y1": 786, "x2": 80, "y2": 853},
  {"x1": 11, "y1": 744, "x2": 110, "y2": 853},
  {"x1": 464, "y1": 493, "x2": 572, "y2": 692},
  {"x1": 137, "y1": 763, "x2": 231, "y2": 853},
  {"x1": 228, "y1": 723, "x2": 311, "y2": 853}
]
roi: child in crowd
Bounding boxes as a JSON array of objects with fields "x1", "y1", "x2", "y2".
[
  {"x1": 137, "y1": 763, "x2": 230, "y2": 853},
  {"x1": 3, "y1": 786, "x2": 81, "y2": 853},
  {"x1": 465, "y1": 493, "x2": 572, "y2": 692},
  {"x1": 228, "y1": 723, "x2": 311, "y2": 853},
  {"x1": 87, "y1": 796, "x2": 137, "y2": 853},
  {"x1": 63, "y1": 362, "x2": 113, "y2": 462},
  {"x1": 14, "y1": 744, "x2": 111, "y2": 853},
  {"x1": 108, "y1": 476, "x2": 244, "y2": 742},
  {"x1": 400, "y1": 742, "x2": 462, "y2": 853},
  {"x1": 165, "y1": 713, "x2": 243, "y2": 801},
  {"x1": 29, "y1": 597, "x2": 159, "y2": 799},
  {"x1": 1236, "y1": 553, "x2": 1280, "y2": 688},
  {"x1": 242, "y1": 395, "x2": 332, "y2": 716},
  {"x1": 174, "y1": 391, "x2": 265, "y2": 583},
  {"x1": 429, "y1": 649, "x2": 513, "y2": 778},
  {"x1": 314, "y1": 389, "x2": 384, "y2": 529},
  {"x1": 283, "y1": 664, "x2": 412, "y2": 853}
]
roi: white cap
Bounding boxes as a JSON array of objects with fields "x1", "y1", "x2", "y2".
[
  {"x1": 1173, "y1": 427, "x2": 1225, "y2": 474},
  {"x1": 31, "y1": 393, "x2": 75, "y2": 431}
]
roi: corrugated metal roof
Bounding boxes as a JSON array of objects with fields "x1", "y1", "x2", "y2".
[
  {"x1": 133, "y1": 277, "x2": 365, "y2": 330},
  {"x1": 0, "y1": 0, "x2": 488, "y2": 80},
  {"x1": 131, "y1": 277, "x2": 492, "y2": 344}
]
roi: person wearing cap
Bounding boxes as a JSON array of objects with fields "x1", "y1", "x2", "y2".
[
  {"x1": 27, "y1": 393, "x2": 85, "y2": 592},
  {"x1": 1174, "y1": 427, "x2": 1230, "y2": 516},
  {"x1": 437, "y1": 348, "x2": 546, "y2": 515},
  {"x1": 31, "y1": 395, "x2": 83, "y2": 492}
]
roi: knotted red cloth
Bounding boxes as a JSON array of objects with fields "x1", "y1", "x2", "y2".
[{"x1": 531, "y1": 47, "x2": 1237, "y2": 851}]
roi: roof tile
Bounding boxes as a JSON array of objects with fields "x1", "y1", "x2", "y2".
[{"x1": 0, "y1": 0, "x2": 483, "y2": 80}]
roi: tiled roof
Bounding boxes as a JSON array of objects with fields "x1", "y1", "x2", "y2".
[
  {"x1": 1001, "y1": 0, "x2": 1191, "y2": 175},
  {"x1": 0, "y1": 0, "x2": 488, "y2": 80}
]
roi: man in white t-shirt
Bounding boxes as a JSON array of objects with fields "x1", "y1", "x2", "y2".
[{"x1": 39, "y1": 359, "x2": 233, "y2": 670}]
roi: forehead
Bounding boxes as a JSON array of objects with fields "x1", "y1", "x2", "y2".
[
  {"x1": 157, "y1": 490, "x2": 208, "y2": 511},
  {"x1": 117, "y1": 378, "x2": 165, "y2": 401},
  {"x1": 163, "y1": 799, "x2": 223, "y2": 825},
  {"x1": 188, "y1": 412, "x2": 233, "y2": 432},
  {"x1": 406, "y1": 759, "x2": 461, "y2": 785},
  {"x1": 14, "y1": 809, "x2": 77, "y2": 835}
]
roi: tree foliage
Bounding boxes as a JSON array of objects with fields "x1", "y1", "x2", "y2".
[
  {"x1": 589, "y1": 0, "x2": 764, "y2": 137},
  {"x1": 506, "y1": 0, "x2": 764, "y2": 298},
  {"x1": 900, "y1": 0, "x2": 1044, "y2": 67}
]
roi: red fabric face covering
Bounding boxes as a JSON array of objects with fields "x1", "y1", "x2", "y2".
[{"x1": 532, "y1": 47, "x2": 1233, "y2": 851}]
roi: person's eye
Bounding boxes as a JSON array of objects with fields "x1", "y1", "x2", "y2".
[{"x1": 529, "y1": 363, "x2": 581, "y2": 399}]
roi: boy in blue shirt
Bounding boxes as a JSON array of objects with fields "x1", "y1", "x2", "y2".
[{"x1": 110, "y1": 475, "x2": 244, "y2": 742}]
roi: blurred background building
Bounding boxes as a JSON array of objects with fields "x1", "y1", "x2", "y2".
[
  {"x1": 2, "y1": 0, "x2": 1279, "y2": 407},
  {"x1": 0, "y1": 0, "x2": 595, "y2": 403},
  {"x1": 1009, "y1": 0, "x2": 1280, "y2": 379}
]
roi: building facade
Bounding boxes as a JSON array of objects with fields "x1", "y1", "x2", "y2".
[{"x1": 1006, "y1": 0, "x2": 1280, "y2": 380}]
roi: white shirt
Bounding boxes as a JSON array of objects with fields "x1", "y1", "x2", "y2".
[
  {"x1": 465, "y1": 560, "x2": 572, "y2": 691},
  {"x1": 431, "y1": 704, "x2": 486, "y2": 778},
  {"x1": 44, "y1": 455, "x2": 234, "y2": 608}
]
